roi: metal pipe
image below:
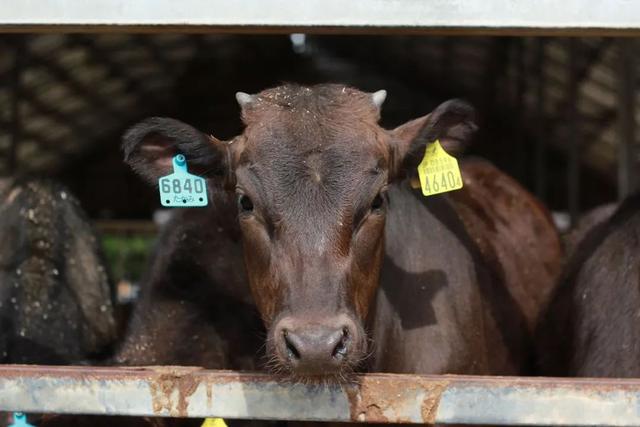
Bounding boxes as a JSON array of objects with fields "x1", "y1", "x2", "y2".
[{"x1": 2, "y1": 366, "x2": 640, "y2": 425}]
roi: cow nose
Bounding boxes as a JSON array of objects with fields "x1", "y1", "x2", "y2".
[{"x1": 275, "y1": 319, "x2": 355, "y2": 374}]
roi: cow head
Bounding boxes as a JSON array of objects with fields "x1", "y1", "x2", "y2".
[{"x1": 124, "y1": 84, "x2": 476, "y2": 382}]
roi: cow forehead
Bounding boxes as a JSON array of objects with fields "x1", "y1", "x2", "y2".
[
  {"x1": 241, "y1": 110, "x2": 388, "y2": 164},
  {"x1": 240, "y1": 122, "x2": 387, "y2": 191}
]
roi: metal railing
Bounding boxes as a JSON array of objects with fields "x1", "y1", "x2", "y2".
[{"x1": 0, "y1": 365, "x2": 638, "y2": 425}]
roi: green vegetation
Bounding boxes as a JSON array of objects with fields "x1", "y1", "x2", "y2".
[{"x1": 101, "y1": 235, "x2": 155, "y2": 283}]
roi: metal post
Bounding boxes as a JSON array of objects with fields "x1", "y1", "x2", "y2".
[
  {"x1": 567, "y1": 39, "x2": 580, "y2": 224},
  {"x1": 616, "y1": 38, "x2": 637, "y2": 200},
  {"x1": 534, "y1": 38, "x2": 547, "y2": 201},
  {"x1": 8, "y1": 37, "x2": 23, "y2": 175}
]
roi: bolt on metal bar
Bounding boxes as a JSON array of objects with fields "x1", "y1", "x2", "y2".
[{"x1": 1, "y1": 366, "x2": 640, "y2": 425}]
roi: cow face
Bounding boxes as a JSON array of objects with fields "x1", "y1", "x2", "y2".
[{"x1": 124, "y1": 84, "x2": 476, "y2": 382}]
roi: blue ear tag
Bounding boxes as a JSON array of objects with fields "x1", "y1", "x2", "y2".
[
  {"x1": 158, "y1": 154, "x2": 209, "y2": 207},
  {"x1": 10, "y1": 413, "x2": 33, "y2": 427}
]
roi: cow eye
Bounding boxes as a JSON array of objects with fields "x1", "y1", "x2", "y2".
[
  {"x1": 371, "y1": 193, "x2": 384, "y2": 211},
  {"x1": 238, "y1": 194, "x2": 254, "y2": 212}
]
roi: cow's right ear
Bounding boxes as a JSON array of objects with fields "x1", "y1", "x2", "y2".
[{"x1": 122, "y1": 117, "x2": 228, "y2": 185}]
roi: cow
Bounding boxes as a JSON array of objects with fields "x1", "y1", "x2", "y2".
[
  {"x1": 114, "y1": 205, "x2": 261, "y2": 370},
  {"x1": 537, "y1": 194, "x2": 640, "y2": 377},
  {"x1": 449, "y1": 158, "x2": 563, "y2": 334},
  {"x1": 0, "y1": 178, "x2": 118, "y2": 365},
  {"x1": 120, "y1": 83, "x2": 558, "y2": 381},
  {"x1": 562, "y1": 203, "x2": 618, "y2": 258}
]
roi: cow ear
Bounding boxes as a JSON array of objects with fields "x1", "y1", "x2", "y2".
[
  {"x1": 122, "y1": 117, "x2": 229, "y2": 185},
  {"x1": 389, "y1": 99, "x2": 477, "y2": 177}
]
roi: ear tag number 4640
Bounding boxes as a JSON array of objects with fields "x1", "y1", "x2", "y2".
[
  {"x1": 158, "y1": 154, "x2": 209, "y2": 207},
  {"x1": 417, "y1": 140, "x2": 463, "y2": 197}
]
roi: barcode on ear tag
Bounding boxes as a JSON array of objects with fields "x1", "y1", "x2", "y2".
[
  {"x1": 417, "y1": 140, "x2": 463, "y2": 197},
  {"x1": 158, "y1": 154, "x2": 209, "y2": 207}
]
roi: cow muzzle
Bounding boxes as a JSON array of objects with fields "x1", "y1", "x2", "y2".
[{"x1": 271, "y1": 314, "x2": 363, "y2": 378}]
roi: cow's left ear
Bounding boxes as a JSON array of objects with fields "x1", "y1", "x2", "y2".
[{"x1": 388, "y1": 99, "x2": 477, "y2": 177}]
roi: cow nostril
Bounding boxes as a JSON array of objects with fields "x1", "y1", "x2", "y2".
[
  {"x1": 332, "y1": 327, "x2": 350, "y2": 359},
  {"x1": 283, "y1": 330, "x2": 300, "y2": 361}
]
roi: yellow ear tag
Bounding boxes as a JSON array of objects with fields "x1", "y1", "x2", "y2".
[
  {"x1": 417, "y1": 140, "x2": 463, "y2": 196},
  {"x1": 202, "y1": 418, "x2": 228, "y2": 427}
]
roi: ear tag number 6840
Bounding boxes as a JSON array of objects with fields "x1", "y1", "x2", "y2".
[{"x1": 158, "y1": 154, "x2": 209, "y2": 207}]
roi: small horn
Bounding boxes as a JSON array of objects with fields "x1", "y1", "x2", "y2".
[
  {"x1": 236, "y1": 92, "x2": 256, "y2": 108},
  {"x1": 372, "y1": 90, "x2": 387, "y2": 109}
]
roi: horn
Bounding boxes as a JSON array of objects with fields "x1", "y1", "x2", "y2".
[
  {"x1": 372, "y1": 90, "x2": 387, "y2": 109},
  {"x1": 235, "y1": 92, "x2": 256, "y2": 108}
]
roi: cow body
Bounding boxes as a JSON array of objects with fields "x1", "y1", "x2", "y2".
[
  {"x1": 450, "y1": 159, "x2": 563, "y2": 333},
  {"x1": 121, "y1": 84, "x2": 556, "y2": 380},
  {"x1": 0, "y1": 179, "x2": 117, "y2": 364},
  {"x1": 563, "y1": 202, "x2": 618, "y2": 257},
  {"x1": 115, "y1": 207, "x2": 260, "y2": 369},
  {"x1": 372, "y1": 181, "x2": 528, "y2": 375},
  {"x1": 537, "y1": 194, "x2": 640, "y2": 377}
]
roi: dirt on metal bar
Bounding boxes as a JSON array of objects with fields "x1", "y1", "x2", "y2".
[{"x1": 2, "y1": 366, "x2": 640, "y2": 424}]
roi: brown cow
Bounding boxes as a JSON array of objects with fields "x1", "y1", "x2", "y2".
[
  {"x1": 537, "y1": 194, "x2": 640, "y2": 377},
  {"x1": 449, "y1": 159, "x2": 563, "y2": 333},
  {"x1": 122, "y1": 83, "x2": 546, "y2": 381}
]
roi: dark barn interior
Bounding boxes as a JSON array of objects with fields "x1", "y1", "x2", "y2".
[{"x1": 1, "y1": 35, "x2": 632, "y2": 224}]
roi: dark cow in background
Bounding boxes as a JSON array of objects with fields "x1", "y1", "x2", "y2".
[
  {"x1": 115, "y1": 205, "x2": 260, "y2": 370},
  {"x1": 537, "y1": 194, "x2": 640, "y2": 377},
  {"x1": 0, "y1": 179, "x2": 117, "y2": 364},
  {"x1": 562, "y1": 202, "x2": 618, "y2": 257},
  {"x1": 120, "y1": 83, "x2": 560, "y2": 381}
]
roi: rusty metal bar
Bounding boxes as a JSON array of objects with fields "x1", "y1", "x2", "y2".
[{"x1": 1, "y1": 366, "x2": 640, "y2": 425}]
